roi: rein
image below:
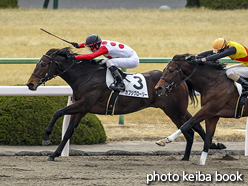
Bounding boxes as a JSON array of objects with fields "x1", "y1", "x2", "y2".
[
  {"x1": 160, "y1": 61, "x2": 198, "y2": 93},
  {"x1": 32, "y1": 54, "x2": 75, "y2": 85}
]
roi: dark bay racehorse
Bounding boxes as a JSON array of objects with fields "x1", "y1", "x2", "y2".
[
  {"x1": 26, "y1": 48, "x2": 223, "y2": 161},
  {"x1": 155, "y1": 53, "x2": 243, "y2": 165}
]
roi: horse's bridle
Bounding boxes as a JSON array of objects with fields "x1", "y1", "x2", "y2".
[
  {"x1": 32, "y1": 54, "x2": 75, "y2": 85},
  {"x1": 160, "y1": 60, "x2": 198, "y2": 93}
]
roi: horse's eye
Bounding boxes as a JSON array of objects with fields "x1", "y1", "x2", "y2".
[
  {"x1": 41, "y1": 63, "x2": 47, "y2": 67},
  {"x1": 169, "y1": 69, "x2": 174, "y2": 73}
]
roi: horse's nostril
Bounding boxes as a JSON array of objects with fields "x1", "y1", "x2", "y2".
[
  {"x1": 155, "y1": 86, "x2": 162, "y2": 91},
  {"x1": 26, "y1": 83, "x2": 34, "y2": 90}
]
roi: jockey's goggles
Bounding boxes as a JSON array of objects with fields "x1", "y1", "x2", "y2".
[
  {"x1": 213, "y1": 48, "x2": 225, "y2": 54},
  {"x1": 85, "y1": 40, "x2": 102, "y2": 53},
  {"x1": 213, "y1": 44, "x2": 228, "y2": 54}
]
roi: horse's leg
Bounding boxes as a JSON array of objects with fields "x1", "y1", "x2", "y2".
[
  {"x1": 199, "y1": 117, "x2": 219, "y2": 165},
  {"x1": 172, "y1": 113, "x2": 195, "y2": 161},
  {"x1": 181, "y1": 129, "x2": 194, "y2": 161},
  {"x1": 46, "y1": 113, "x2": 86, "y2": 161},
  {"x1": 185, "y1": 111, "x2": 209, "y2": 141},
  {"x1": 185, "y1": 111, "x2": 226, "y2": 150},
  {"x1": 43, "y1": 100, "x2": 90, "y2": 146},
  {"x1": 157, "y1": 109, "x2": 194, "y2": 161},
  {"x1": 166, "y1": 105, "x2": 212, "y2": 143},
  {"x1": 43, "y1": 107, "x2": 68, "y2": 145}
]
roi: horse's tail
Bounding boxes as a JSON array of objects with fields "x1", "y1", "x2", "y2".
[{"x1": 186, "y1": 82, "x2": 198, "y2": 107}]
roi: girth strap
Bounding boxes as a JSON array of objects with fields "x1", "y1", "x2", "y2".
[
  {"x1": 106, "y1": 90, "x2": 120, "y2": 115},
  {"x1": 235, "y1": 95, "x2": 247, "y2": 118}
]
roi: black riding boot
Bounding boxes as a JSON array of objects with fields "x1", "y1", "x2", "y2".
[
  {"x1": 108, "y1": 66, "x2": 125, "y2": 91},
  {"x1": 237, "y1": 77, "x2": 248, "y2": 95}
]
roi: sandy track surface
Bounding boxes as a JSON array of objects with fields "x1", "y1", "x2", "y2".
[
  {"x1": 0, "y1": 155, "x2": 247, "y2": 186},
  {"x1": 0, "y1": 142, "x2": 247, "y2": 185}
]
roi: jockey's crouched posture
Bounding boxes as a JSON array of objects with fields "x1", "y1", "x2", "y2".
[
  {"x1": 69, "y1": 34, "x2": 139, "y2": 92},
  {"x1": 194, "y1": 38, "x2": 248, "y2": 95}
]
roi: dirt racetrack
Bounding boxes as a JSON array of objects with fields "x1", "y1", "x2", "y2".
[{"x1": 0, "y1": 152, "x2": 247, "y2": 185}]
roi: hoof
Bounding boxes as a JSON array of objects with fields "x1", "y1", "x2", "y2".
[
  {"x1": 199, "y1": 162, "x2": 205, "y2": 166},
  {"x1": 210, "y1": 143, "x2": 226, "y2": 149},
  {"x1": 217, "y1": 143, "x2": 226, "y2": 149},
  {"x1": 181, "y1": 157, "x2": 189, "y2": 161},
  {"x1": 46, "y1": 156, "x2": 54, "y2": 161},
  {"x1": 42, "y1": 139, "x2": 50, "y2": 146},
  {"x1": 156, "y1": 139, "x2": 166, "y2": 146}
]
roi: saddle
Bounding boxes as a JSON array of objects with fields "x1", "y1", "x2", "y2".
[{"x1": 105, "y1": 69, "x2": 149, "y2": 115}]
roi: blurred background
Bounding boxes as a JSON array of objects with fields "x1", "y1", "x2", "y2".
[{"x1": 18, "y1": 0, "x2": 187, "y2": 9}]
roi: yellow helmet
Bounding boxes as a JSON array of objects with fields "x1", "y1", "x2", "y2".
[{"x1": 213, "y1": 38, "x2": 228, "y2": 53}]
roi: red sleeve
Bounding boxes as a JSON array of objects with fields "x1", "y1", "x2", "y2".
[
  {"x1": 78, "y1": 42, "x2": 86, "y2": 48},
  {"x1": 75, "y1": 46, "x2": 109, "y2": 60}
]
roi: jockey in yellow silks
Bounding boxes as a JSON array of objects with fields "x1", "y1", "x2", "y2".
[
  {"x1": 194, "y1": 38, "x2": 248, "y2": 95},
  {"x1": 228, "y1": 41, "x2": 248, "y2": 65}
]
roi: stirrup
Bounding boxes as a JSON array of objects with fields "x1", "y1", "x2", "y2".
[{"x1": 109, "y1": 82, "x2": 125, "y2": 91}]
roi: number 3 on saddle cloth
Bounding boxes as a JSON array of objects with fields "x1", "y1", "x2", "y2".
[
  {"x1": 235, "y1": 81, "x2": 248, "y2": 118},
  {"x1": 105, "y1": 69, "x2": 149, "y2": 115}
]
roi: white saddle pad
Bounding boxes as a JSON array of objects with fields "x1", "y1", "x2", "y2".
[
  {"x1": 235, "y1": 82, "x2": 243, "y2": 96},
  {"x1": 106, "y1": 69, "x2": 148, "y2": 98}
]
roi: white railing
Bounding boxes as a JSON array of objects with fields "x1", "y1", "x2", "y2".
[{"x1": 0, "y1": 86, "x2": 72, "y2": 156}]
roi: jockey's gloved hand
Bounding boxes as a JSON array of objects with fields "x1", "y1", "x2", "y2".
[
  {"x1": 67, "y1": 55, "x2": 76, "y2": 61},
  {"x1": 193, "y1": 58, "x2": 202, "y2": 64},
  {"x1": 71, "y1": 42, "x2": 80, "y2": 48}
]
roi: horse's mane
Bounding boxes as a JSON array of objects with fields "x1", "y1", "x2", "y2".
[
  {"x1": 45, "y1": 47, "x2": 99, "y2": 64},
  {"x1": 172, "y1": 53, "x2": 227, "y2": 107},
  {"x1": 188, "y1": 56, "x2": 227, "y2": 70},
  {"x1": 172, "y1": 53, "x2": 227, "y2": 70},
  {"x1": 45, "y1": 47, "x2": 75, "y2": 56},
  {"x1": 172, "y1": 53, "x2": 191, "y2": 62}
]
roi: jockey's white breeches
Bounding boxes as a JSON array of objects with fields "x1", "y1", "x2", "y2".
[
  {"x1": 226, "y1": 66, "x2": 248, "y2": 79},
  {"x1": 104, "y1": 51, "x2": 139, "y2": 69}
]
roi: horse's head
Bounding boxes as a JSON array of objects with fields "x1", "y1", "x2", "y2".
[
  {"x1": 155, "y1": 54, "x2": 192, "y2": 96},
  {"x1": 26, "y1": 48, "x2": 71, "y2": 90}
]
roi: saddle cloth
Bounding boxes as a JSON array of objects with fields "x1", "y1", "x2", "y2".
[
  {"x1": 106, "y1": 69, "x2": 149, "y2": 98},
  {"x1": 235, "y1": 82, "x2": 244, "y2": 97}
]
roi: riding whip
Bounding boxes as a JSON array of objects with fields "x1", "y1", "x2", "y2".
[{"x1": 40, "y1": 28, "x2": 72, "y2": 44}]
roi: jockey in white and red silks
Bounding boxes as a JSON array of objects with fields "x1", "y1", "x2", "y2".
[{"x1": 70, "y1": 34, "x2": 139, "y2": 92}]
